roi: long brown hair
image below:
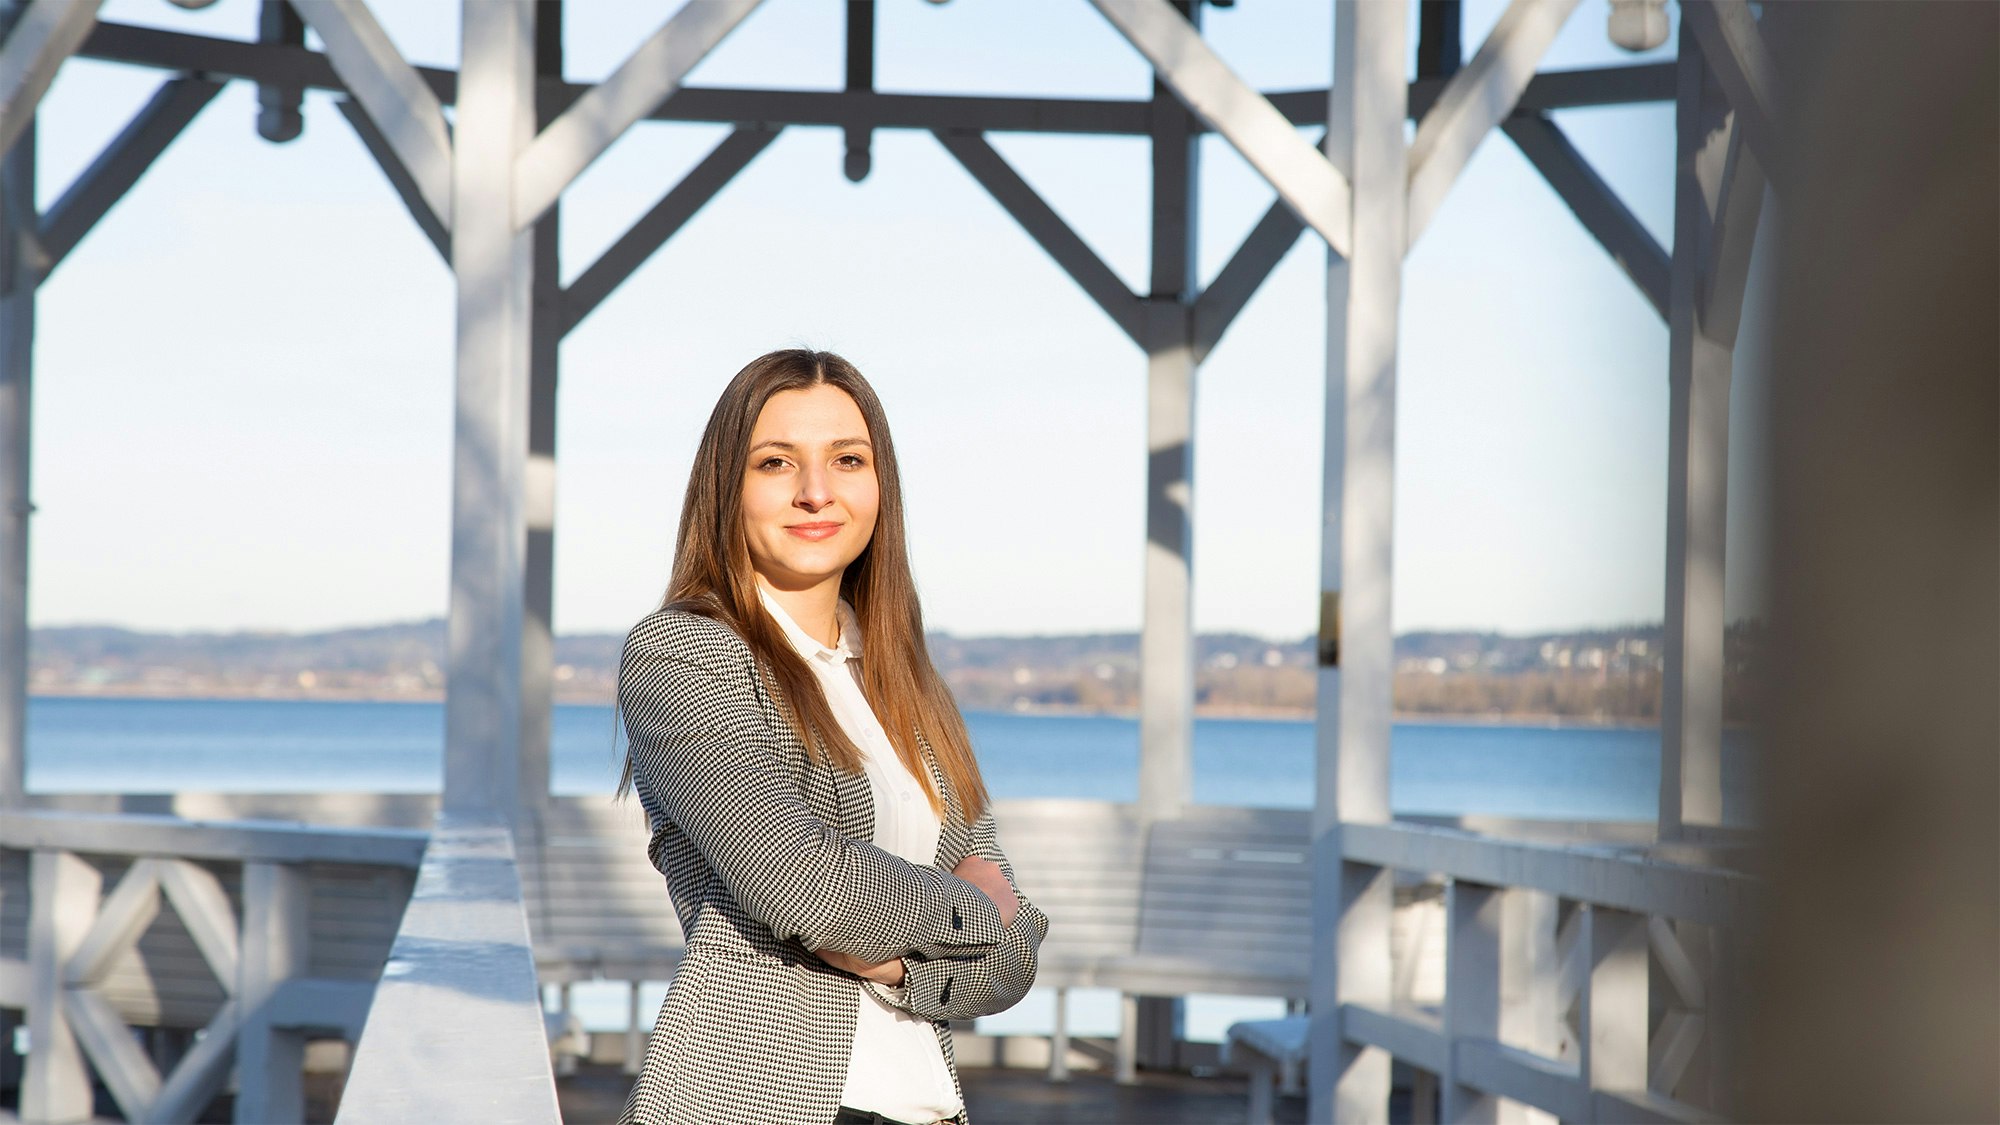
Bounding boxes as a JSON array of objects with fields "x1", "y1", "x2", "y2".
[{"x1": 617, "y1": 348, "x2": 989, "y2": 824}]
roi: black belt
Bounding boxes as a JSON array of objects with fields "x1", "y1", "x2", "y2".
[{"x1": 832, "y1": 1107, "x2": 962, "y2": 1125}]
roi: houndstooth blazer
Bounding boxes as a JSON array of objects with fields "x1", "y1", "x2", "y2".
[{"x1": 614, "y1": 607, "x2": 1050, "y2": 1125}]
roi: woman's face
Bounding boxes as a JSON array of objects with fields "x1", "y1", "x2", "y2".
[{"x1": 740, "y1": 383, "x2": 881, "y2": 591}]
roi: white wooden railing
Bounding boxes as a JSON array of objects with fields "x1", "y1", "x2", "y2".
[
  {"x1": 1338, "y1": 821, "x2": 1756, "y2": 1123},
  {"x1": 335, "y1": 815, "x2": 561, "y2": 1124},
  {"x1": 0, "y1": 809, "x2": 424, "y2": 1123}
]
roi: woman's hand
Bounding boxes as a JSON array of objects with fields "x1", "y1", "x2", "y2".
[
  {"x1": 953, "y1": 855, "x2": 1019, "y2": 929},
  {"x1": 817, "y1": 948, "x2": 906, "y2": 986}
]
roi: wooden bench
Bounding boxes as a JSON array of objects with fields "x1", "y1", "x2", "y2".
[
  {"x1": 1222, "y1": 1016, "x2": 1308, "y2": 1124},
  {"x1": 996, "y1": 803, "x2": 1315, "y2": 1081}
]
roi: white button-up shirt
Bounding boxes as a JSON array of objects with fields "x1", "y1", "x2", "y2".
[{"x1": 756, "y1": 582, "x2": 962, "y2": 1123}]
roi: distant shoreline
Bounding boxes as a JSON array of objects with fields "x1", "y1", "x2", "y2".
[{"x1": 28, "y1": 688, "x2": 1692, "y2": 729}]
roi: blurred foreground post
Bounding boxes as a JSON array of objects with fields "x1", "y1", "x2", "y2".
[
  {"x1": 1748, "y1": 2, "x2": 1998, "y2": 1118},
  {"x1": 1313, "y1": 0, "x2": 1406, "y2": 1121},
  {"x1": 0, "y1": 114, "x2": 26, "y2": 811}
]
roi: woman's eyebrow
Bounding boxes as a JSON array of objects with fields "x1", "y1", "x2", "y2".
[{"x1": 749, "y1": 437, "x2": 873, "y2": 452}]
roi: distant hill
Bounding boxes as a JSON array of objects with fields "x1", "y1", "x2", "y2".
[{"x1": 27, "y1": 617, "x2": 1760, "y2": 722}]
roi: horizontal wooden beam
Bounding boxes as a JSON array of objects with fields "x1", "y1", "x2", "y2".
[
  {"x1": 1340, "y1": 821, "x2": 1753, "y2": 928},
  {"x1": 340, "y1": 819, "x2": 559, "y2": 1122},
  {"x1": 1340, "y1": 1002, "x2": 1447, "y2": 1073},
  {"x1": 75, "y1": 21, "x2": 1674, "y2": 137},
  {"x1": 1, "y1": 808, "x2": 427, "y2": 867}
]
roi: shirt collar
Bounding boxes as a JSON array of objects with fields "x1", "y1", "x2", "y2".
[{"x1": 756, "y1": 582, "x2": 861, "y2": 665}]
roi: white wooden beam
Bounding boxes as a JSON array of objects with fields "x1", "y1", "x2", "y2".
[
  {"x1": 443, "y1": 0, "x2": 533, "y2": 822},
  {"x1": 1581, "y1": 906, "x2": 1648, "y2": 1094},
  {"x1": 1697, "y1": 119, "x2": 1765, "y2": 348},
  {"x1": 1340, "y1": 822, "x2": 1754, "y2": 929},
  {"x1": 1406, "y1": 0, "x2": 1580, "y2": 249},
  {"x1": 1340, "y1": 1002, "x2": 1448, "y2": 1074},
  {"x1": 236, "y1": 862, "x2": 311, "y2": 1124},
  {"x1": 292, "y1": 0, "x2": 453, "y2": 230},
  {"x1": 0, "y1": 807, "x2": 427, "y2": 866},
  {"x1": 150, "y1": 996, "x2": 243, "y2": 1124},
  {"x1": 159, "y1": 856, "x2": 241, "y2": 988},
  {"x1": 23, "y1": 849, "x2": 100, "y2": 1121},
  {"x1": 1451, "y1": 1037, "x2": 1590, "y2": 1121},
  {"x1": 1649, "y1": 1008, "x2": 1704, "y2": 1098},
  {"x1": 1317, "y1": 0, "x2": 1408, "y2": 1115},
  {"x1": 64, "y1": 985, "x2": 161, "y2": 1119},
  {"x1": 1089, "y1": 0, "x2": 1351, "y2": 258},
  {"x1": 1647, "y1": 916, "x2": 1706, "y2": 1009},
  {"x1": 0, "y1": 124, "x2": 29, "y2": 811},
  {"x1": 0, "y1": 0, "x2": 104, "y2": 158},
  {"x1": 1659, "y1": 30, "x2": 1735, "y2": 838},
  {"x1": 513, "y1": 0, "x2": 763, "y2": 231},
  {"x1": 62, "y1": 857, "x2": 161, "y2": 987},
  {"x1": 1444, "y1": 880, "x2": 1504, "y2": 1122},
  {"x1": 1679, "y1": 0, "x2": 1781, "y2": 185}
]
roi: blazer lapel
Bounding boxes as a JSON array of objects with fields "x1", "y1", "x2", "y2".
[{"x1": 917, "y1": 727, "x2": 974, "y2": 870}]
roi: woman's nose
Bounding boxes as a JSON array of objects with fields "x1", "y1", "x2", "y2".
[{"x1": 795, "y1": 466, "x2": 832, "y2": 510}]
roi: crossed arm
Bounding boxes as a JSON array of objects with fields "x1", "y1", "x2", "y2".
[
  {"x1": 621, "y1": 623, "x2": 1010, "y2": 964},
  {"x1": 621, "y1": 617, "x2": 1049, "y2": 1021},
  {"x1": 848, "y1": 806, "x2": 1052, "y2": 1022}
]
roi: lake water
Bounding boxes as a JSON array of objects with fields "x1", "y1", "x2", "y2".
[
  {"x1": 22, "y1": 697, "x2": 1758, "y2": 823},
  {"x1": 19, "y1": 697, "x2": 1759, "y2": 1041}
]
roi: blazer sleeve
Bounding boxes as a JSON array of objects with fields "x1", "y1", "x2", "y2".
[
  {"x1": 620, "y1": 614, "x2": 1007, "y2": 963},
  {"x1": 865, "y1": 804, "x2": 1051, "y2": 1022}
]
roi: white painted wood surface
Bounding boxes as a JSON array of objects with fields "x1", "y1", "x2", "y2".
[{"x1": 338, "y1": 818, "x2": 559, "y2": 1124}]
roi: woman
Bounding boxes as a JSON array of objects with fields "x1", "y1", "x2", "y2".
[{"x1": 614, "y1": 349, "x2": 1049, "y2": 1125}]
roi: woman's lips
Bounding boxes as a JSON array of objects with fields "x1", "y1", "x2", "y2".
[{"x1": 787, "y1": 523, "x2": 841, "y2": 541}]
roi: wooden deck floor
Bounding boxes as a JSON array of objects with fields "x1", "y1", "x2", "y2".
[{"x1": 553, "y1": 1062, "x2": 1342, "y2": 1124}]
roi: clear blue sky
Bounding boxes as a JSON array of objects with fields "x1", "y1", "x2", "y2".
[{"x1": 26, "y1": 0, "x2": 1770, "y2": 640}]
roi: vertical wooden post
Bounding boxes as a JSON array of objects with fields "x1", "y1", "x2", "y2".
[
  {"x1": 624, "y1": 980, "x2": 643, "y2": 1076},
  {"x1": 1498, "y1": 888, "x2": 1560, "y2": 1124},
  {"x1": 23, "y1": 849, "x2": 100, "y2": 1123},
  {"x1": 1581, "y1": 905, "x2": 1648, "y2": 1097},
  {"x1": 1137, "y1": 0, "x2": 1201, "y2": 832},
  {"x1": 0, "y1": 116, "x2": 34, "y2": 812},
  {"x1": 1315, "y1": 0, "x2": 1407, "y2": 1121},
  {"x1": 1132, "y1": 0, "x2": 1202, "y2": 1075},
  {"x1": 1049, "y1": 987, "x2": 1070, "y2": 1082},
  {"x1": 235, "y1": 862, "x2": 308, "y2": 1125},
  {"x1": 1659, "y1": 22, "x2": 1734, "y2": 838},
  {"x1": 1443, "y1": 880, "x2": 1501, "y2": 1122},
  {"x1": 518, "y1": 0, "x2": 563, "y2": 849},
  {"x1": 444, "y1": 0, "x2": 535, "y2": 822}
]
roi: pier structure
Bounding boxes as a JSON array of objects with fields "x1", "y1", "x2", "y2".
[{"x1": 0, "y1": 1, "x2": 1789, "y2": 1122}]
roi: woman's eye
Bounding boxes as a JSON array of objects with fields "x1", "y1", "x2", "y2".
[
  {"x1": 837, "y1": 454, "x2": 867, "y2": 468},
  {"x1": 757, "y1": 457, "x2": 788, "y2": 470}
]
